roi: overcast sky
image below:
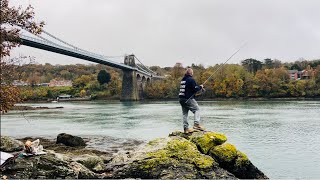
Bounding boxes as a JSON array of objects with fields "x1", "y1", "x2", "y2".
[{"x1": 9, "y1": 0, "x2": 320, "y2": 67}]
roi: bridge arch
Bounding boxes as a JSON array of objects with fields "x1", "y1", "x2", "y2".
[{"x1": 137, "y1": 74, "x2": 141, "y2": 81}]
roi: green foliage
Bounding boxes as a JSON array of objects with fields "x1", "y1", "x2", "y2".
[
  {"x1": 241, "y1": 58, "x2": 262, "y2": 74},
  {"x1": 97, "y1": 70, "x2": 111, "y2": 85},
  {"x1": 19, "y1": 86, "x2": 74, "y2": 100}
]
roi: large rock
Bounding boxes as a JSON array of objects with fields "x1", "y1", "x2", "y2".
[
  {"x1": 0, "y1": 136, "x2": 24, "y2": 152},
  {"x1": 0, "y1": 152, "x2": 97, "y2": 179},
  {"x1": 171, "y1": 130, "x2": 268, "y2": 179},
  {"x1": 110, "y1": 137, "x2": 236, "y2": 179},
  {"x1": 56, "y1": 133, "x2": 86, "y2": 147}
]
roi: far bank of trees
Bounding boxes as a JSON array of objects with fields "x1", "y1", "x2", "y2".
[
  {"x1": 14, "y1": 64, "x2": 122, "y2": 101},
  {"x1": 145, "y1": 59, "x2": 320, "y2": 99},
  {"x1": 6, "y1": 58, "x2": 320, "y2": 101}
]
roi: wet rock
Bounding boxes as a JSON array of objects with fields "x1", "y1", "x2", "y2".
[
  {"x1": 74, "y1": 154, "x2": 107, "y2": 173},
  {"x1": 0, "y1": 136, "x2": 24, "y2": 152},
  {"x1": 56, "y1": 133, "x2": 86, "y2": 147},
  {"x1": 69, "y1": 162, "x2": 98, "y2": 179}
]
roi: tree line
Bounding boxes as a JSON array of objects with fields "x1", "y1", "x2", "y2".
[
  {"x1": 6, "y1": 58, "x2": 320, "y2": 101},
  {"x1": 145, "y1": 59, "x2": 320, "y2": 99}
]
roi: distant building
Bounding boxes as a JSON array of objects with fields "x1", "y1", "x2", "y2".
[
  {"x1": 39, "y1": 83, "x2": 50, "y2": 87},
  {"x1": 288, "y1": 69, "x2": 315, "y2": 80},
  {"x1": 301, "y1": 70, "x2": 315, "y2": 79},
  {"x1": 12, "y1": 80, "x2": 29, "y2": 86},
  {"x1": 49, "y1": 79, "x2": 72, "y2": 87}
]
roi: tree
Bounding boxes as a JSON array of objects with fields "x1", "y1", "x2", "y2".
[
  {"x1": 97, "y1": 70, "x2": 111, "y2": 85},
  {"x1": 171, "y1": 62, "x2": 184, "y2": 80},
  {"x1": 241, "y1": 58, "x2": 262, "y2": 73},
  {"x1": 263, "y1": 58, "x2": 273, "y2": 69},
  {"x1": 1, "y1": 0, "x2": 44, "y2": 113}
]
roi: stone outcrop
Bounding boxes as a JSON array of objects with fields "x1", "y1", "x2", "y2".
[
  {"x1": 56, "y1": 133, "x2": 86, "y2": 147},
  {"x1": 109, "y1": 137, "x2": 236, "y2": 179},
  {"x1": 0, "y1": 151, "x2": 97, "y2": 179},
  {"x1": 0, "y1": 136, "x2": 24, "y2": 152},
  {"x1": 1, "y1": 131, "x2": 268, "y2": 179}
]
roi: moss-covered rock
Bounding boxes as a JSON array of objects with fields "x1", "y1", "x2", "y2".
[
  {"x1": 231, "y1": 150, "x2": 268, "y2": 179},
  {"x1": 111, "y1": 137, "x2": 234, "y2": 179},
  {"x1": 1, "y1": 131, "x2": 268, "y2": 179},
  {"x1": 209, "y1": 144, "x2": 268, "y2": 179},
  {"x1": 0, "y1": 136, "x2": 24, "y2": 152},
  {"x1": 146, "y1": 138, "x2": 217, "y2": 169},
  {"x1": 210, "y1": 143, "x2": 237, "y2": 164},
  {"x1": 190, "y1": 131, "x2": 227, "y2": 154}
]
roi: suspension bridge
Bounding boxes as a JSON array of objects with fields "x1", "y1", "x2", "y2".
[{"x1": 16, "y1": 29, "x2": 163, "y2": 100}]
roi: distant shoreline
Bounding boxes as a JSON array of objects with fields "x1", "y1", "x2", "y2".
[
  {"x1": 11, "y1": 105, "x2": 63, "y2": 111},
  {"x1": 18, "y1": 96, "x2": 320, "y2": 104}
]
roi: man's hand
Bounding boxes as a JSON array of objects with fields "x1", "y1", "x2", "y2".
[{"x1": 200, "y1": 84, "x2": 206, "y2": 92}]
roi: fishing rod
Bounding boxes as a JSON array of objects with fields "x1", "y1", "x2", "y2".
[{"x1": 185, "y1": 42, "x2": 248, "y2": 104}]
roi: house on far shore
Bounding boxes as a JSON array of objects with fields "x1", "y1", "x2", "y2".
[
  {"x1": 49, "y1": 79, "x2": 72, "y2": 87},
  {"x1": 288, "y1": 70, "x2": 300, "y2": 80},
  {"x1": 288, "y1": 69, "x2": 315, "y2": 80},
  {"x1": 300, "y1": 70, "x2": 314, "y2": 80}
]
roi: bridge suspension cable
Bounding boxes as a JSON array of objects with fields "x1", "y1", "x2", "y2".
[
  {"x1": 12, "y1": 24, "x2": 163, "y2": 77},
  {"x1": 134, "y1": 56, "x2": 157, "y2": 75}
]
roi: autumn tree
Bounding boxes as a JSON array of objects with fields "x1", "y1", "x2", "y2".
[
  {"x1": 97, "y1": 70, "x2": 111, "y2": 85},
  {"x1": 0, "y1": 0, "x2": 44, "y2": 113},
  {"x1": 241, "y1": 58, "x2": 262, "y2": 73},
  {"x1": 171, "y1": 62, "x2": 184, "y2": 80}
]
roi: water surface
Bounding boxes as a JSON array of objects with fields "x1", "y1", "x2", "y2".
[{"x1": 1, "y1": 100, "x2": 320, "y2": 179}]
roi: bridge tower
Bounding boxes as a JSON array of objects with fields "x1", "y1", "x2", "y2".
[{"x1": 121, "y1": 55, "x2": 140, "y2": 101}]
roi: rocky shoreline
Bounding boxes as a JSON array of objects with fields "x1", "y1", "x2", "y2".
[
  {"x1": 11, "y1": 106, "x2": 63, "y2": 111},
  {"x1": 0, "y1": 131, "x2": 268, "y2": 179}
]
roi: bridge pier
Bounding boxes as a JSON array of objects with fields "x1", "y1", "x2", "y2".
[{"x1": 121, "y1": 55, "x2": 140, "y2": 101}]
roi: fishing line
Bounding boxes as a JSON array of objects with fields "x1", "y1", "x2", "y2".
[{"x1": 185, "y1": 41, "x2": 248, "y2": 103}]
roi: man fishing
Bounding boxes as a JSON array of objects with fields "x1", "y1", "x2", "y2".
[{"x1": 179, "y1": 68, "x2": 205, "y2": 133}]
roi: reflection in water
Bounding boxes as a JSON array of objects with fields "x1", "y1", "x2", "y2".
[{"x1": 1, "y1": 100, "x2": 320, "y2": 179}]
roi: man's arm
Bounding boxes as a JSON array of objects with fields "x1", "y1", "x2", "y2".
[{"x1": 190, "y1": 79, "x2": 203, "y2": 92}]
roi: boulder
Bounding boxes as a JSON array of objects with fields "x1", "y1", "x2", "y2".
[
  {"x1": 0, "y1": 136, "x2": 24, "y2": 152},
  {"x1": 56, "y1": 133, "x2": 86, "y2": 147},
  {"x1": 74, "y1": 154, "x2": 107, "y2": 173},
  {"x1": 189, "y1": 131, "x2": 227, "y2": 154},
  {"x1": 0, "y1": 152, "x2": 98, "y2": 179},
  {"x1": 166, "y1": 130, "x2": 268, "y2": 179},
  {"x1": 110, "y1": 137, "x2": 236, "y2": 179}
]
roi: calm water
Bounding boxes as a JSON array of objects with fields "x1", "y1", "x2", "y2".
[{"x1": 1, "y1": 100, "x2": 320, "y2": 179}]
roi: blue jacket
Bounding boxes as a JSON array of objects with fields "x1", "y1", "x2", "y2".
[{"x1": 178, "y1": 74, "x2": 202, "y2": 99}]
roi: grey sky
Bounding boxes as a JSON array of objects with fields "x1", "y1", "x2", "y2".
[{"x1": 10, "y1": 0, "x2": 320, "y2": 67}]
